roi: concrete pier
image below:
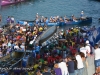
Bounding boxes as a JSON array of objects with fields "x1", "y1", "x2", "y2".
[{"x1": 87, "y1": 56, "x2": 95, "y2": 75}]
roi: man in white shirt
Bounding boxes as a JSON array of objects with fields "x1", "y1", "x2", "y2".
[
  {"x1": 58, "y1": 58, "x2": 69, "y2": 75},
  {"x1": 94, "y1": 44, "x2": 100, "y2": 74},
  {"x1": 75, "y1": 52, "x2": 84, "y2": 75},
  {"x1": 20, "y1": 43, "x2": 25, "y2": 51},
  {"x1": 11, "y1": 16, "x2": 15, "y2": 25},
  {"x1": 14, "y1": 44, "x2": 19, "y2": 50},
  {"x1": 80, "y1": 43, "x2": 87, "y2": 57},
  {"x1": 85, "y1": 40, "x2": 91, "y2": 56}
]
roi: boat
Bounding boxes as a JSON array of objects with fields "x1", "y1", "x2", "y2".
[
  {"x1": 0, "y1": 50, "x2": 25, "y2": 69},
  {"x1": 17, "y1": 17, "x2": 92, "y2": 26},
  {"x1": 1, "y1": 0, "x2": 25, "y2": 6},
  {"x1": 35, "y1": 26, "x2": 57, "y2": 45}
]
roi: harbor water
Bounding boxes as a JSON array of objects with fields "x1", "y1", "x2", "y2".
[{"x1": 0, "y1": 0, "x2": 100, "y2": 28}]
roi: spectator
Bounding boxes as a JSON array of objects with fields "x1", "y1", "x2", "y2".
[
  {"x1": 80, "y1": 43, "x2": 87, "y2": 57},
  {"x1": 20, "y1": 43, "x2": 25, "y2": 51},
  {"x1": 94, "y1": 44, "x2": 100, "y2": 74},
  {"x1": 72, "y1": 56, "x2": 78, "y2": 75},
  {"x1": 85, "y1": 40, "x2": 91, "y2": 56},
  {"x1": 75, "y1": 52, "x2": 84, "y2": 75},
  {"x1": 6, "y1": 16, "x2": 11, "y2": 25},
  {"x1": 11, "y1": 16, "x2": 15, "y2": 25},
  {"x1": 0, "y1": 49, "x2": 3, "y2": 58},
  {"x1": 58, "y1": 58, "x2": 69, "y2": 75},
  {"x1": 79, "y1": 52, "x2": 88, "y2": 75},
  {"x1": 42, "y1": 66, "x2": 52, "y2": 75},
  {"x1": 67, "y1": 56, "x2": 75, "y2": 75},
  {"x1": 54, "y1": 63, "x2": 62, "y2": 75}
]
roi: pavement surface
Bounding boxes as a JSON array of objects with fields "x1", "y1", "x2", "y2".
[{"x1": 86, "y1": 55, "x2": 95, "y2": 75}]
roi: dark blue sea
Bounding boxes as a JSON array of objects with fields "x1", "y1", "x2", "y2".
[{"x1": 0, "y1": 0, "x2": 100, "y2": 29}]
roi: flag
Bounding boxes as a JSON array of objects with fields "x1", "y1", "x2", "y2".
[
  {"x1": 95, "y1": 27, "x2": 100, "y2": 43},
  {"x1": 93, "y1": 29, "x2": 98, "y2": 40},
  {"x1": 88, "y1": 35, "x2": 94, "y2": 46}
]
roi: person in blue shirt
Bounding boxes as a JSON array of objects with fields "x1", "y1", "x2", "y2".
[
  {"x1": 67, "y1": 56, "x2": 75, "y2": 75},
  {"x1": 45, "y1": 17, "x2": 49, "y2": 25},
  {"x1": 35, "y1": 43, "x2": 40, "y2": 54},
  {"x1": 80, "y1": 11, "x2": 86, "y2": 20},
  {"x1": 6, "y1": 16, "x2": 11, "y2": 25}
]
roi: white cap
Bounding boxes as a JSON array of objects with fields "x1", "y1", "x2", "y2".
[
  {"x1": 61, "y1": 29, "x2": 63, "y2": 31},
  {"x1": 27, "y1": 32, "x2": 30, "y2": 34},
  {"x1": 27, "y1": 24, "x2": 29, "y2": 26},
  {"x1": 86, "y1": 40, "x2": 89, "y2": 44},
  {"x1": 81, "y1": 11, "x2": 83, "y2": 12},
  {"x1": 22, "y1": 43, "x2": 25, "y2": 45}
]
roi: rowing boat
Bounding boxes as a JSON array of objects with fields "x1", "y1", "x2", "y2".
[
  {"x1": 18, "y1": 17, "x2": 92, "y2": 26},
  {"x1": 1, "y1": 0, "x2": 25, "y2": 6},
  {"x1": 34, "y1": 26, "x2": 57, "y2": 46}
]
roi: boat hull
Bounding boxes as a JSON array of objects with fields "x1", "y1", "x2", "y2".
[
  {"x1": 35, "y1": 26, "x2": 57, "y2": 45},
  {"x1": 1, "y1": 0, "x2": 25, "y2": 6}
]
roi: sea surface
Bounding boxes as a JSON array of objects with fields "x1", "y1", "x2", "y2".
[{"x1": 0, "y1": 0, "x2": 100, "y2": 29}]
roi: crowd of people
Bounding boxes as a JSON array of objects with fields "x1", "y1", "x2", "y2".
[
  {"x1": 5, "y1": 25, "x2": 98, "y2": 75},
  {"x1": 0, "y1": 16, "x2": 48, "y2": 58},
  {"x1": 0, "y1": 14, "x2": 99, "y2": 75}
]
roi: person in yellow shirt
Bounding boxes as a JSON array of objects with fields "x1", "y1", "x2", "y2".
[
  {"x1": 33, "y1": 31, "x2": 36, "y2": 35},
  {"x1": 39, "y1": 26, "x2": 43, "y2": 32},
  {"x1": 69, "y1": 31, "x2": 73, "y2": 36},
  {"x1": 33, "y1": 64, "x2": 39, "y2": 70}
]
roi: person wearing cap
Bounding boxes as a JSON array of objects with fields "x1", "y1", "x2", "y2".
[
  {"x1": 85, "y1": 40, "x2": 91, "y2": 56},
  {"x1": 36, "y1": 13, "x2": 39, "y2": 18},
  {"x1": 80, "y1": 11, "x2": 86, "y2": 19},
  {"x1": 80, "y1": 43, "x2": 87, "y2": 58}
]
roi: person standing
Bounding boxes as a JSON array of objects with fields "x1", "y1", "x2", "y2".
[
  {"x1": 79, "y1": 52, "x2": 88, "y2": 75},
  {"x1": 0, "y1": 49, "x2": 3, "y2": 58},
  {"x1": 6, "y1": 16, "x2": 11, "y2": 25},
  {"x1": 11, "y1": 16, "x2": 15, "y2": 25},
  {"x1": 54, "y1": 63, "x2": 62, "y2": 75},
  {"x1": 42, "y1": 66, "x2": 52, "y2": 75},
  {"x1": 80, "y1": 43, "x2": 87, "y2": 57},
  {"x1": 85, "y1": 40, "x2": 91, "y2": 56},
  {"x1": 94, "y1": 44, "x2": 100, "y2": 74},
  {"x1": 58, "y1": 58, "x2": 69, "y2": 75},
  {"x1": 67, "y1": 56, "x2": 75, "y2": 75},
  {"x1": 75, "y1": 52, "x2": 84, "y2": 75},
  {"x1": 80, "y1": 11, "x2": 86, "y2": 19},
  {"x1": 72, "y1": 57, "x2": 78, "y2": 75}
]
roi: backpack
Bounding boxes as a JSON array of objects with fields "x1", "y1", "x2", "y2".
[{"x1": 90, "y1": 45, "x2": 93, "y2": 54}]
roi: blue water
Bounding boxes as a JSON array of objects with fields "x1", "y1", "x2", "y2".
[{"x1": 0, "y1": 0, "x2": 100, "y2": 28}]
